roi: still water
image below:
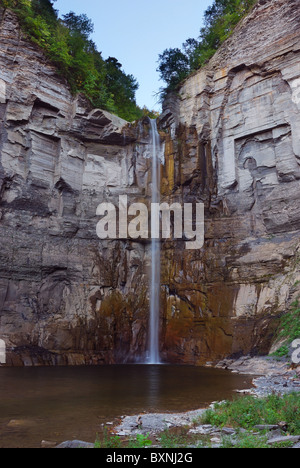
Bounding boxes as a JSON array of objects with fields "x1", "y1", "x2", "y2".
[{"x1": 0, "y1": 365, "x2": 253, "y2": 448}]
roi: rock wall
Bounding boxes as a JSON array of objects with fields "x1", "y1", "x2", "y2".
[
  {"x1": 0, "y1": 8, "x2": 154, "y2": 365},
  {"x1": 1, "y1": 0, "x2": 300, "y2": 366},
  {"x1": 158, "y1": 0, "x2": 300, "y2": 363}
]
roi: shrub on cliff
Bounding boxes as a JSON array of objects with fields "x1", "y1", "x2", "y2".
[
  {"x1": 0, "y1": 0, "x2": 152, "y2": 121},
  {"x1": 271, "y1": 299, "x2": 300, "y2": 359}
]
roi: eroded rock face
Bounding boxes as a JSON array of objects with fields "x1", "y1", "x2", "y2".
[
  {"x1": 1, "y1": 0, "x2": 300, "y2": 366},
  {"x1": 0, "y1": 8, "x2": 153, "y2": 365},
  {"x1": 158, "y1": 0, "x2": 300, "y2": 364}
]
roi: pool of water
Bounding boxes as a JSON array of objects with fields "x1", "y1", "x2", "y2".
[{"x1": 0, "y1": 365, "x2": 253, "y2": 448}]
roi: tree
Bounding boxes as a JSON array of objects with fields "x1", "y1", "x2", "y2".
[
  {"x1": 31, "y1": 0, "x2": 58, "y2": 25},
  {"x1": 157, "y1": 48, "x2": 190, "y2": 90},
  {"x1": 62, "y1": 11, "x2": 94, "y2": 38},
  {"x1": 6, "y1": 0, "x2": 143, "y2": 120},
  {"x1": 157, "y1": 0, "x2": 257, "y2": 91},
  {"x1": 105, "y1": 57, "x2": 140, "y2": 121},
  {"x1": 182, "y1": 38, "x2": 200, "y2": 71}
]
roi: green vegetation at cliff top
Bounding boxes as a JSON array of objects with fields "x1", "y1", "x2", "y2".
[
  {"x1": 1, "y1": 0, "x2": 157, "y2": 121},
  {"x1": 157, "y1": 0, "x2": 258, "y2": 95}
]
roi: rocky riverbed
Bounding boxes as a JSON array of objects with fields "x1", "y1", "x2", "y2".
[{"x1": 213, "y1": 356, "x2": 300, "y2": 397}]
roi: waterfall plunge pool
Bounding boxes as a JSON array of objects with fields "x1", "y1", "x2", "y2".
[{"x1": 0, "y1": 364, "x2": 254, "y2": 448}]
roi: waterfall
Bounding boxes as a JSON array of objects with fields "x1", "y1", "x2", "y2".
[{"x1": 149, "y1": 119, "x2": 161, "y2": 365}]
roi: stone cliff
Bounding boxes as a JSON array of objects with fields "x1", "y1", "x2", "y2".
[
  {"x1": 158, "y1": 0, "x2": 300, "y2": 363},
  {"x1": 0, "y1": 7, "x2": 152, "y2": 365},
  {"x1": 0, "y1": 0, "x2": 300, "y2": 366}
]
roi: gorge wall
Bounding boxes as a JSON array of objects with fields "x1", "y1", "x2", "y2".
[
  {"x1": 158, "y1": 0, "x2": 300, "y2": 363},
  {"x1": 1, "y1": 0, "x2": 300, "y2": 366},
  {"x1": 0, "y1": 7, "x2": 154, "y2": 365}
]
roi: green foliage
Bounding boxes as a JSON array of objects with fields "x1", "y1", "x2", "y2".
[
  {"x1": 127, "y1": 433, "x2": 152, "y2": 448},
  {"x1": 62, "y1": 11, "x2": 94, "y2": 37},
  {"x1": 94, "y1": 428, "x2": 123, "y2": 448},
  {"x1": 201, "y1": 393, "x2": 300, "y2": 434},
  {"x1": 95, "y1": 431, "x2": 152, "y2": 449},
  {"x1": 159, "y1": 429, "x2": 190, "y2": 448},
  {"x1": 272, "y1": 345, "x2": 290, "y2": 358},
  {"x1": 94, "y1": 394, "x2": 300, "y2": 449},
  {"x1": 157, "y1": 0, "x2": 257, "y2": 92},
  {"x1": 272, "y1": 299, "x2": 300, "y2": 358},
  {"x1": 1, "y1": 0, "x2": 154, "y2": 121},
  {"x1": 277, "y1": 300, "x2": 300, "y2": 342},
  {"x1": 157, "y1": 48, "x2": 190, "y2": 90},
  {"x1": 222, "y1": 432, "x2": 269, "y2": 448}
]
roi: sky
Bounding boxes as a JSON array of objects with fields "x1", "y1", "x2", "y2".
[{"x1": 54, "y1": 0, "x2": 212, "y2": 111}]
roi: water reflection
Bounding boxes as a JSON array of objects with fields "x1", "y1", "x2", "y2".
[
  {"x1": 146, "y1": 365, "x2": 161, "y2": 408},
  {"x1": 0, "y1": 365, "x2": 253, "y2": 448}
]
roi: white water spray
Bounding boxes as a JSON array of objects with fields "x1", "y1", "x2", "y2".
[{"x1": 148, "y1": 119, "x2": 161, "y2": 365}]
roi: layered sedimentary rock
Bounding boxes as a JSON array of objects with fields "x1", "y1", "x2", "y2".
[
  {"x1": 158, "y1": 0, "x2": 300, "y2": 363},
  {"x1": 0, "y1": 8, "x2": 154, "y2": 365},
  {"x1": 0, "y1": 0, "x2": 300, "y2": 366}
]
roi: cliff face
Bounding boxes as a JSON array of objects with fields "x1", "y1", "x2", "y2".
[
  {"x1": 0, "y1": 8, "x2": 154, "y2": 365},
  {"x1": 0, "y1": 0, "x2": 300, "y2": 366},
  {"x1": 158, "y1": 0, "x2": 300, "y2": 363}
]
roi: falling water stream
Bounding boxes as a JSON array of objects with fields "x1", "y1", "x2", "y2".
[{"x1": 149, "y1": 119, "x2": 161, "y2": 364}]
